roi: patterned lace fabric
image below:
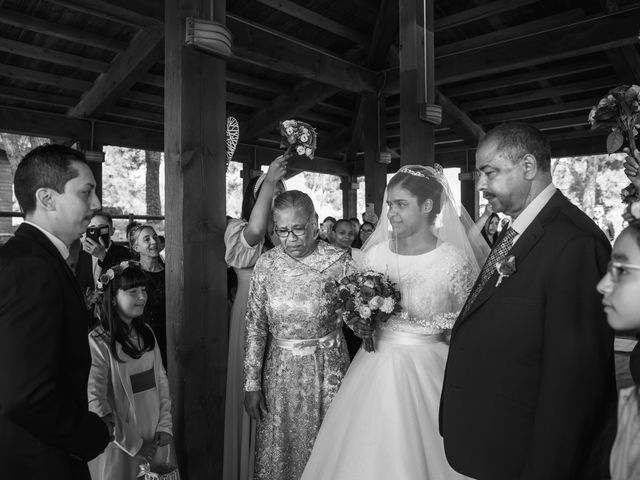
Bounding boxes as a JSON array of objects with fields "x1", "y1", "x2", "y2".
[
  {"x1": 363, "y1": 242, "x2": 475, "y2": 335},
  {"x1": 244, "y1": 241, "x2": 356, "y2": 480}
]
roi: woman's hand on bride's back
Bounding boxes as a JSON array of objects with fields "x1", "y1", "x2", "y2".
[{"x1": 245, "y1": 390, "x2": 268, "y2": 421}]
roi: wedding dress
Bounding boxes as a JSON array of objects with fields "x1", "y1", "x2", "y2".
[{"x1": 301, "y1": 165, "x2": 486, "y2": 480}]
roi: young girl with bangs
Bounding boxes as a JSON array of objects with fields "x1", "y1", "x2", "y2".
[{"x1": 87, "y1": 262, "x2": 173, "y2": 480}]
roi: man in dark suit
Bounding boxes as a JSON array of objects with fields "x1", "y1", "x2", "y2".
[
  {"x1": 76, "y1": 211, "x2": 131, "y2": 299},
  {"x1": 0, "y1": 145, "x2": 110, "y2": 479},
  {"x1": 440, "y1": 123, "x2": 616, "y2": 480}
]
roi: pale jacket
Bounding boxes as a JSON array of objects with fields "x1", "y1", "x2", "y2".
[{"x1": 87, "y1": 326, "x2": 172, "y2": 457}]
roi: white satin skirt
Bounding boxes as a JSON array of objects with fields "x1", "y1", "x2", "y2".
[{"x1": 301, "y1": 329, "x2": 469, "y2": 480}]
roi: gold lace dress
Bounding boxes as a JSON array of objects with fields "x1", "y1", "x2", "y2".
[{"x1": 244, "y1": 241, "x2": 355, "y2": 480}]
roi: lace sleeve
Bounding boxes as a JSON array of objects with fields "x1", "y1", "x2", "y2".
[
  {"x1": 243, "y1": 255, "x2": 270, "y2": 392},
  {"x1": 433, "y1": 252, "x2": 476, "y2": 330}
]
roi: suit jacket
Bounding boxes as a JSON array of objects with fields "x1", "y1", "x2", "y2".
[
  {"x1": 75, "y1": 242, "x2": 132, "y2": 297},
  {"x1": 440, "y1": 191, "x2": 616, "y2": 480},
  {"x1": 0, "y1": 223, "x2": 110, "y2": 480}
]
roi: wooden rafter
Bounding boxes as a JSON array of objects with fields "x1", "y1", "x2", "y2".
[
  {"x1": 255, "y1": 0, "x2": 367, "y2": 45},
  {"x1": 434, "y1": 0, "x2": 538, "y2": 31},
  {"x1": 0, "y1": 63, "x2": 92, "y2": 91},
  {"x1": 0, "y1": 9, "x2": 127, "y2": 52},
  {"x1": 68, "y1": 26, "x2": 164, "y2": 118},
  {"x1": 460, "y1": 76, "x2": 619, "y2": 111},
  {"x1": 227, "y1": 15, "x2": 379, "y2": 93},
  {"x1": 435, "y1": 7, "x2": 640, "y2": 85},
  {"x1": 43, "y1": 0, "x2": 161, "y2": 28},
  {"x1": 435, "y1": 90, "x2": 484, "y2": 144},
  {"x1": 474, "y1": 98, "x2": 596, "y2": 125}
]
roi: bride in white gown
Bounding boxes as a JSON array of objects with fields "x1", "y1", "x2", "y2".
[{"x1": 301, "y1": 165, "x2": 488, "y2": 480}]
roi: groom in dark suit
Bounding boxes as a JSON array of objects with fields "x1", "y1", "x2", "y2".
[
  {"x1": 441, "y1": 123, "x2": 616, "y2": 480},
  {"x1": 0, "y1": 145, "x2": 110, "y2": 479}
]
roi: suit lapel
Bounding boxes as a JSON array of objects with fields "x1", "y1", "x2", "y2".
[{"x1": 455, "y1": 191, "x2": 566, "y2": 330}]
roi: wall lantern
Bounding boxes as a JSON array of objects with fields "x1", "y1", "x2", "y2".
[{"x1": 185, "y1": 17, "x2": 232, "y2": 58}]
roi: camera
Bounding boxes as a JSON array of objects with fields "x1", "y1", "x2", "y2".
[{"x1": 85, "y1": 225, "x2": 110, "y2": 246}]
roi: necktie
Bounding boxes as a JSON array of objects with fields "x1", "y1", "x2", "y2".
[{"x1": 461, "y1": 227, "x2": 517, "y2": 317}]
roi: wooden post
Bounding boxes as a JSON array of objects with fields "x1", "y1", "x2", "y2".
[
  {"x1": 165, "y1": 0, "x2": 228, "y2": 477},
  {"x1": 341, "y1": 176, "x2": 358, "y2": 219},
  {"x1": 399, "y1": 0, "x2": 435, "y2": 165},
  {"x1": 363, "y1": 93, "x2": 387, "y2": 218},
  {"x1": 459, "y1": 151, "x2": 478, "y2": 219}
]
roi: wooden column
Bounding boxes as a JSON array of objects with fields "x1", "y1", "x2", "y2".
[
  {"x1": 399, "y1": 0, "x2": 435, "y2": 165},
  {"x1": 165, "y1": 0, "x2": 228, "y2": 477},
  {"x1": 363, "y1": 93, "x2": 387, "y2": 217},
  {"x1": 341, "y1": 176, "x2": 358, "y2": 219},
  {"x1": 459, "y1": 151, "x2": 478, "y2": 219}
]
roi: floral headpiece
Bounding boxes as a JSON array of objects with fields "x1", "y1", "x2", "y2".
[
  {"x1": 96, "y1": 260, "x2": 141, "y2": 291},
  {"x1": 397, "y1": 164, "x2": 444, "y2": 181}
]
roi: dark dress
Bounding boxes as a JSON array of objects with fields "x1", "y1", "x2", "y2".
[{"x1": 143, "y1": 269, "x2": 166, "y2": 367}]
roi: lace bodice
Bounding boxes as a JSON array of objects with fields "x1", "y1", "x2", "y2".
[{"x1": 363, "y1": 242, "x2": 475, "y2": 335}]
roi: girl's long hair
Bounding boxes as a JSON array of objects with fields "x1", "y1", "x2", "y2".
[{"x1": 98, "y1": 265, "x2": 155, "y2": 362}]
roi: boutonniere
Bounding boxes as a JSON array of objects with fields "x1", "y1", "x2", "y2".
[{"x1": 495, "y1": 255, "x2": 516, "y2": 286}]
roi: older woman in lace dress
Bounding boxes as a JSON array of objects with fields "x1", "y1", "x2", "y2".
[{"x1": 243, "y1": 191, "x2": 355, "y2": 480}]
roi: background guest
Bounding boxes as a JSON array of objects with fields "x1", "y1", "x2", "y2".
[
  {"x1": 0, "y1": 144, "x2": 109, "y2": 479},
  {"x1": 77, "y1": 211, "x2": 132, "y2": 306},
  {"x1": 129, "y1": 224, "x2": 166, "y2": 367},
  {"x1": 223, "y1": 155, "x2": 287, "y2": 480},
  {"x1": 480, "y1": 212, "x2": 500, "y2": 247},
  {"x1": 319, "y1": 216, "x2": 336, "y2": 242},
  {"x1": 244, "y1": 191, "x2": 354, "y2": 480},
  {"x1": 593, "y1": 204, "x2": 615, "y2": 242},
  {"x1": 349, "y1": 217, "x2": 361, "y2": 247},
  {"x1": 88, "y1": 263, "x2": 172, "y2": 480},
  {"x1": 358, "y1": 221, "x2": 375, "y2": 247}
]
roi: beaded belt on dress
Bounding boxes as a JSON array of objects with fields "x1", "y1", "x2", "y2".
[
  {"x1": 273, "y1": 329, "x2": 342, "y2": 356},
  {"x1": 376, "y1": 329, "x2": 442, "y2": 345}
]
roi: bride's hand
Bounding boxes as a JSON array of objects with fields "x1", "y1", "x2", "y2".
[{"x1": 347, "y1": 317, "x2": 374, "y2": 339}]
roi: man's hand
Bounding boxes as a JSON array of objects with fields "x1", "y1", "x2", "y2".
[
  {"x1": 137, "y1": 439, "x2": 158, "y2": 462},
  {"x1": 154, "y1": 431, "x2": 173, "y2": 447},
  {"x1": 244, "y1": 390, "x2": 268, "y2": 421},
  {"x1": 623, "y1": 147, "x2": 640, "y2": 189},
  {"x1": 82, "y1": 237, "x2": 107, "y2": 261}
]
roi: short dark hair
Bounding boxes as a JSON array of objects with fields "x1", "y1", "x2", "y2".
[
  {"x1": 14, "y1": 144, "x2": 88, "y2": 214},
  {"x1": 481, "y1": 122, "x2": 551, "y2": 172},
  {"x1": 92, "y1": 211, "x2": 113, "y2": 227}
]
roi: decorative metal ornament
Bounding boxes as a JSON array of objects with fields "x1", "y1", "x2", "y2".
[{"x1": 226, "y1": 116, "x2": 239, "y2": 170}]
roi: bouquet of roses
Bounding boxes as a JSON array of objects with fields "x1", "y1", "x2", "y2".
[
  {"x1": 279, "y1": 119, "x2": 317, "y2": 159},
  {"x1": 326, "y1": 270, "x2": 401, "y2": 352}
]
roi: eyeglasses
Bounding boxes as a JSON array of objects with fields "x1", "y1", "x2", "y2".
[
  {"x1": 606, "y1": 261, "x2": 640, "y2": 283},
  {"x1": 274, "y1": 223, "x2": 308, "y2": 238}
]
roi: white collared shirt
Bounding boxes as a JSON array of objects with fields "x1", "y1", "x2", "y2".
[
  {"x1": 510, "y1": 183, "x2": 557, "y2": 245},
  {"x1": 23, "y1": 220, "x2": 70, "y2": 259}
]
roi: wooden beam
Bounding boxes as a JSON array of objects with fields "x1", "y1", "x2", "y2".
[
  {"x1": 0, "y1": 86, "x2": 77, "y2": 108},
  {"x1": 363, "y1": 93, "x2": 387, "y2": 216},
  {"x1": 165, "y1": 0, "x2": 226, "y2": 476},
  {"x1": 435, "y1": 89, "x2": 484, "y2": 145},
  {"x1": 367, "y1": 0, "x2": 399, "y2": 69},
  {"x1": 0, "y1": 105, "x2": 163, "y2": 150},
  {"x1": 436, "y1": 9, "x2": 585, "y2": 57},
  {"x1": 227, "y1": 70, "x2": 289, "y2": 95},
  {"x1": 434, "y1": 0, "x2": 538, "y2": 31},
  {"x1": 243, "y1": 80, "x2": 339, "y2": 142},
  {"x1": 532, "y1": 115, "x2": 589, "y2": 132},
  {"x1": 474, "y1": 98, "x2": 596, "y2": 125},
  {"x1": 442, "y1": 58, "x2": 606, "y2": 97},
  {"x1": 399, "y1": 0, "x2": 435, "y2": 165},
  {"x1": 227, "y1": 14, "x2": 379, "y2": 93},
  {"x1": 226, "y1": 93, "x2": 269, "y2": 109},
  {"x1": 460, "y1": 76, "x2": 619, "y2": 112},
  {"x1": 255, "y1": 0, "x2": 368, "y2": 44},
  {"x1": 0, "y1": 64, "x2": 92, "y2": 92},
  {"x1": 68, "y1": 26, "x2": 164, "y2": 118},
  {"x1": 435, "y1": 6, "x2": 640, "y2": 84},
  {"x1": 43, "y1": 0, "x2": 162, "y2": 27},
  {"x1": 0, "y1": 9, "x2": 127, "y2": 52},
  {"x1": 108, "y1": 106, "x2": 164, "y2": 125}
]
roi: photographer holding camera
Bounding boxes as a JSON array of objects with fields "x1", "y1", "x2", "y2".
[{"x1": 76, "y1": 212, "x2": 131, "y2": 302}]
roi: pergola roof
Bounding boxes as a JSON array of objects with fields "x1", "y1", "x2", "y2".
[{"x1": 0, "y1": 0, "x2": 638, "y2": 176}]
